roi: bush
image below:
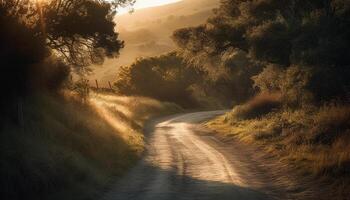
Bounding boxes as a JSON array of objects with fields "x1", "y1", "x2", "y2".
[
  {"x1": 230, "y1": 92, "x2": 282, "y2": 120},
  {"x1": 114, "y1": 52, "x2": 202, "y2": 108},
  {"x1": 252, "y1": 65, "x2": 313, "y2": 108}
]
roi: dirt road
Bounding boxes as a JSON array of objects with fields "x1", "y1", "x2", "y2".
[{"x1": 102, "y1": 111, "x2": 303, "y2": 200}]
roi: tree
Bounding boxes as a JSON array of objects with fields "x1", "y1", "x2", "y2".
[
  {"x1": 0, "y1": 0, "x2": 133, "y2": 110},
  {"x1": 2, "y1": 0, "x2": 133, "y2": 71},
  {"x1": 172, "y1": 0, "x2": 350, "y2": 104}
]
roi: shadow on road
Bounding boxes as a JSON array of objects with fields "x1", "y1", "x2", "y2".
[{"x1": 103, "y1": 163, "x2": 269, "y2": 200}]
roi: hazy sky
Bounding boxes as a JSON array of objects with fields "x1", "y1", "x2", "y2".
[{"x1": 117, "y1": 0, "x2": 182, "y2": 14}]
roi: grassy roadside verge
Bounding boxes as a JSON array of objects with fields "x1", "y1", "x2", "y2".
[
  {"x1": 206, "y1": 102, "x2": 350, "y2": 199},
  {"x1": 0, "y1": 92, "x2": 181, "y2": 200}
]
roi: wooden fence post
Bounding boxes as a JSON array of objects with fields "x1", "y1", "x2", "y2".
[{"x1": 95, "y1": 80, "x2": 99, "y2": 89}]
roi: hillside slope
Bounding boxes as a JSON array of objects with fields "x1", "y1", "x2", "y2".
[
  {"x1": 89, "y1": 0, "x2": 220, "y2": 85},
  {"x1": 0, "y1": 93, "x2": 181, "y2": 200}
]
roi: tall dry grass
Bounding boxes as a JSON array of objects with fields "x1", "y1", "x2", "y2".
[{"x1": 0, "y1": 92, "x2": 181, "y2": 200}]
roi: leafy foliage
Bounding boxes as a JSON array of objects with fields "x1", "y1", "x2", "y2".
[
  {"x1": 1, "y1": 0, "x2": 132, "y2": 68},
  {"x1": 114, "y1": 52, "x2": 201, "y2": 107},
  {"x1": 252, "y1": 65, "x2": 313, "y2": 107},
  {"x1": 173, "y1": 0, "x2": 350, "y2": 104}
]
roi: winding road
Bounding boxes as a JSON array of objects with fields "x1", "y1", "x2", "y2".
[{"x1": 102, "y1": 111, "x2": 298, "y2": 200}]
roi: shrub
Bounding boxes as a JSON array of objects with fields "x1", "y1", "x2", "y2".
[
  {"x1": 252, "y1": 65, "x2": 313, "y2": 108},
  {"x1": 114, "y1": 52, "x2": 201, "y2": 108},
  {"x1": 230, "y1": 92, "x2": 282, "y2": 120}
]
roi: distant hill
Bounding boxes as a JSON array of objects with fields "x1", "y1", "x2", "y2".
[{"x1": 89, "y1": 0, "x2": 219, "y2": 86}]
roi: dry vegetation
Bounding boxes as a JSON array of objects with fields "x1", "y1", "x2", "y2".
[
  {"x1": 207, "y1": 100, "x2": 350, "y2": 199},
  {"x1": 229, "y1": 93, "x2": 282, "y2": 120},
  {"x1": 0, "y1": 92, "x2": 181, "y2": 200}
]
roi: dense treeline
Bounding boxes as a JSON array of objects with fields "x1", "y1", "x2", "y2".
[
  {"x1": 117, "y1": 0, "x2": 350, "y2": 106},
  {"x1": 116, "y1": 0, "x2": 350, "y2": 108},
  {"x1": 172, "y1": 0, "x2": 350, "y2": 105},
  {"x1": 114, "y1": 51, "x2": 260, "y2": 108},
  {"x1": 114, "y1": 2, "x2": 350, "y2": 195}
]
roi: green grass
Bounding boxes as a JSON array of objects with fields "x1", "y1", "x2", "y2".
[
  {"x1": 206, "y1": 103, "x2": 350, "y2": 199},
  {"x1": 0, "y1": 92, "x2": 181, "y2": 200}
]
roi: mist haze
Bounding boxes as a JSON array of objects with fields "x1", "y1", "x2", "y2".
[{"x1": 89, "y1": 0, "x2": 220, "y2": 85}]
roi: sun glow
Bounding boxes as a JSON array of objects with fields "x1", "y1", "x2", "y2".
[{"x1": 117, "y1": 0, "x2": 182, "y2": 15}]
